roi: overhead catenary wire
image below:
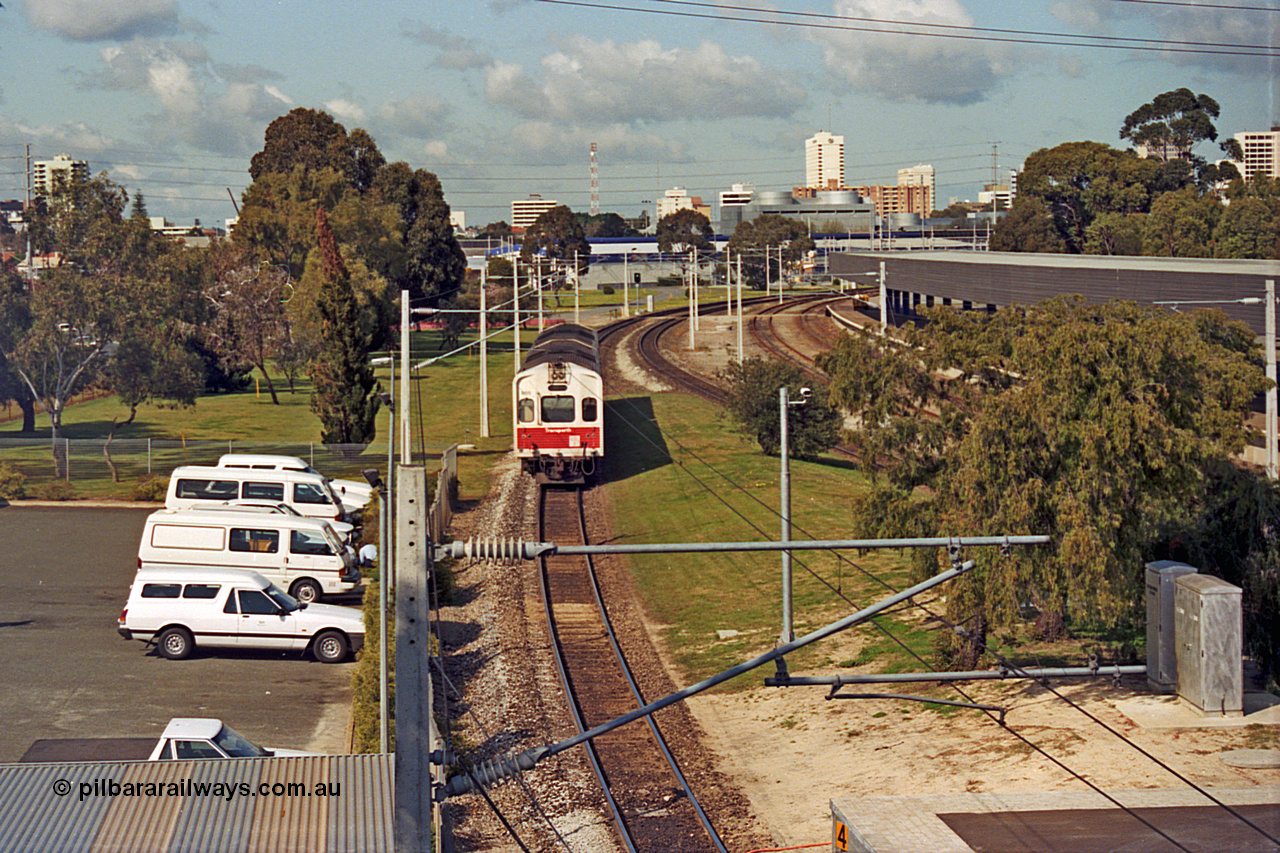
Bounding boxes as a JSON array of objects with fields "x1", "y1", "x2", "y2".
[{"x1": 533, "y1": 0, "x2": 1280, "y2": 56}]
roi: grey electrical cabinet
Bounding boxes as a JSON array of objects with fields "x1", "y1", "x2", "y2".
[
  {"x1": 1144, "y1": 560, "x2": 1197, "y2": 693},
  {"x1": 1174, "y1": 574, "x2": 1243, "y2": 717}
]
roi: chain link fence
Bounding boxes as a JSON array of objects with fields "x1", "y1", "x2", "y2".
[{"x1": 0, "y1": 438, "x2": 455, "y2": 497}]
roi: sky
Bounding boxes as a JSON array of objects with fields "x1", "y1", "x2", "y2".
[{"x1": 1, "y1": 0, "x2": 1277, "y2": 231}]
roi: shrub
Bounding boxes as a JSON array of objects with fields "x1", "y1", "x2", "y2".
[
  {"x1": 0, "y1": 462, "x2": 26, "y2": 500},
  {"x1": 32, "y1": 480, "x2": 77, "y2": 501},
  {"x1": 131, "y1": 476, "x2": 169, "y2": 502},
  {"x1": 601, "y1": 285, "x2": 615, "y2": 295}
]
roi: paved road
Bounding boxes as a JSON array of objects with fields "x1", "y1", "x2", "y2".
[{"x1": 0, "y1": 505, "x2": 356, "y2": 762}]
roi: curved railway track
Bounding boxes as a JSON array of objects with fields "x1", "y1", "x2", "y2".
[
  {"x1": 537, "y1": 485, "x2": 728, "y2": 852},
  {"x1": 748, "y1": 294, "x2": 851, "y2": 378}
]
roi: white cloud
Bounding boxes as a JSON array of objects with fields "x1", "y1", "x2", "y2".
[
  {"x1": 487, "y1": 37, "x2": 802, "y2": 124},
  {"x1": 263, "y1": 86, "x2": 295, "y2": 106},
  {"x1": 325, "y1": 99, "x2": 367, "y2": 123},
  {"x1": 25, "y1": 0, "x2": 181, "y2": 42},
  {"x1": 809, "y1": 0, "x2": 1014, "y2": 105},
  {"x1": 423, "y1": 140, "x2": 449, "y2": 159}
]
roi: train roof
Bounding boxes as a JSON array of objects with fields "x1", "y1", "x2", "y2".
[
  {"x1": 530, "y1": 323, "x2": 598, "y2": 348},
  {"x1": 518, "y1": 322, "x2": 601, "y2": 374},
  {"x1": 519, "y1": 345, "x2": 601, "y2": 375}
]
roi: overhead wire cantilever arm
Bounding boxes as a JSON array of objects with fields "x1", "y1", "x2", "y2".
[{"x1": 438, "y1": 556, "x2": 979, "y2": 800}]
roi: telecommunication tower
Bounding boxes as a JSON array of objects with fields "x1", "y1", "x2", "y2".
[{"x1": 590, "y1": 142, "x2": 599, "y2": 216}]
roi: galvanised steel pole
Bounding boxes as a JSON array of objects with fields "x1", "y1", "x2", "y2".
[
  {"x1": 780, "y1": 386, "x2": 793, "y2": 644},
  {"x1": 1268, "y1": 278, "x2": 1276, "y2": 478},
  {"x1": 479, "y1": 268, "x2": 489, "y2": 438}
]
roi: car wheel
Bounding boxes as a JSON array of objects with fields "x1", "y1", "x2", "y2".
[
  {"x1": 157, "y1": 627, "x2": 193, "y2": 660},
  {"x1": 313, "y1": 630, "x2": 348, "y2": 664},
  {"x1": 290, "y1": 578, "x2": 322, "y2": 604}
]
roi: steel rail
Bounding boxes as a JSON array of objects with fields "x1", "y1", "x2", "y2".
[
  {"x1": 535, "y1": 486, "x2": 636, "y2": 852},
  {"x1": 575, "y1": 492, "x2": 730, "y2": 853}
]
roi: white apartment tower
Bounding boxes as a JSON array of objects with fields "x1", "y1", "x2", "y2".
[
  {"x1": 511, "y1": 195, "x2": 559, "y2": 232},
  {"x1": 897, "y1": 164, "x2": 936, "y2": 215},
  {"x1": 32, "y1": 154, "x2": 89, "y2": 199},
  {"x1": 1232, "y1": 129, "x2": 1280, "y2": 179},
  {"x1": 805, "y1": 131, "x2": 845, "y2": 190}
]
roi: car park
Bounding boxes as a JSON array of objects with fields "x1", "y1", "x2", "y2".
[{"x1": 117, "y1": 566, "x2": 364, "y2": 663}]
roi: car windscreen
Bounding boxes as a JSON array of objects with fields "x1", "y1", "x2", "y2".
[
  {"x1": 265, "y1": 583, "x2": 300, "y2": 612},
  {"x1": 213, "y1": 725, "x2": 269, "y2": 758}
]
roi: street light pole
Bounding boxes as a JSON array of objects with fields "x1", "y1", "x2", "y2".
[
  {"x1": 479, "y1": 268, "x2": 489, "y2": 438},
  {"x1": 880, "y1": 260, "x2": 888, "y2": 337},
  {"x1": 780, "y1": 385, "x2": 809, "y2": 644},
  {"x1": 1268, "y1": 279, "x2": 1277, "y2": 478}
]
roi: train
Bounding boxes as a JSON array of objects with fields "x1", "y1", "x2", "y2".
[{"x1": 513, "y1": 323, "x2": 604, "y2": 484}]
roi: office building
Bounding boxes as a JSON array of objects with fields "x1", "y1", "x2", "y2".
[
  {"x1": 896, "y1": 165, "x2": 936, "y2": 215},
  {"x1": 1232, "y1": 129, "x2": 1280, "y2": 179},
  {"x1": 656, "y1": 187, "x2": 710, "y2": 222},
  {"x1": 511, "y1": 195, "x2": 559, "y2": 232},
  {"x1": 32, "y1": 154, "x2": 89, "y2": 200},
  {"x1": 805, "y1": 131, "x2": 845, "y2": 190}
]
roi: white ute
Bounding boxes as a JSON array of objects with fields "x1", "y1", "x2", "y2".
[{"x1": 118, "y1": 567, "x2": 365, "y2": 663}]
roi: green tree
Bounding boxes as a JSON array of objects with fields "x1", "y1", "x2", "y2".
[
  {"x1": 309, "y1": 207, "x2": 381, "y2": 445},
  {"x1": 205, "y1": 243, "x2": 295, "y2": 404},
  {"x1": 727, "y1": 214, "x2": 815, "y2": 289},
  {"x1": 0, "y1": 260, "x2": 36, "y2": 432},
  {"x1": 1120, "y1": 88, "x2": 1221, "y2": 162},
  {"x1": 718, "y1": 357, "x2": 842, "y2": 458},
  {"x1": 818, "y1": 299, "x2": 1266, "y2": 665},
  {"x1": 1215, "y1": 178, "x2": 1280, "y2": 259},
  {"x1": 581, "y1": 212, "x2": 637, "y2": 238},
  {"x1": 990, "y1": 197, "x2": 1069, "y2": 253},
  {"x1": 249, "y1": 108, "x2": 385, "y2": 191},
  {"x1": 1084, "y1": 211, "x2": 1146, "y2": 256},
  {"x1": 520, "y1": 205, "x2": 591, "y2": 277},
  {"x1": 655, "y1": 208, "x2": 713, "y2": 255},
  {"x1": 1016, "y1": 142, "x2": 1156, "y2": 253},
  {"x1": 1142, "y1": 186, "x2": 1220, "y2": 257},
  {"x1": 373, "y1": 162, "x2": 466, "y2": 305}
]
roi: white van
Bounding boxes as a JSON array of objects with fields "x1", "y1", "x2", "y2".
[
  {"x1": 117, "y1": 567, "x2": 364, "y2": 663},
  {"x1": 185, "y1": 500, "x2": 356, "y2": 546},
  {"x1": 138, "y1": 508, "x2": 360, "y2": 603},
  {"x1": 216, "y1": 454, "x2": 373, "y2": 515},
  {"x1": 167, "y1": 465, "x2": 350, "y2": 524}
]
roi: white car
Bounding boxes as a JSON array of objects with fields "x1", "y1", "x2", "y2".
[
  {"x1": 149, "y1": 718, "x2": 319, "y2": 760},
  {"x1": 118, "y1": 567, "x2": 365, "y2": 663}
]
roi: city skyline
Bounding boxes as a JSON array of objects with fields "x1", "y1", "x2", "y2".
[{"x1": 2, "y1": 0, "x2": 1276, "y2": 230}]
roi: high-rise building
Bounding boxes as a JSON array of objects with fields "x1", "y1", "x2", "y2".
[
  {"x1": 32, "y1": 154, "x2": 88, "y2": 199},
  {"x1": 656, "y1": 187, "x2": 710, "y2": 222},
  {"x1": 896, "y1": 164, "x2": 936, "y2": 215},
  {"x1": 511, "y1": 195, "x2": 559, "y2": 232},
  {"x1": 805, "y1": 131, "x2": 845, "y2": 190},
  {"x1": 1232, "y1": 128, "x2": 1280, "y2": 179}
]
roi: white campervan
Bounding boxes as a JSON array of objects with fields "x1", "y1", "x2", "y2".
[
  {"x1": 167, "y1": 465, "x2": 349, "y2": 524},
  {"x1": 216, "y1": 454, "x2": 373, "y2": 515},
  {"x1": 117, "y1": 567, "x2": 364, "y2": 663},
  {"x1": 138, "y1": 508, "x2": 360, "y2": 603}
]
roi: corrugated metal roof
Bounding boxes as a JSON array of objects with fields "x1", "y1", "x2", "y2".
[{"x1": 0, "y1": 754, "x2": 393, "y2": 853}]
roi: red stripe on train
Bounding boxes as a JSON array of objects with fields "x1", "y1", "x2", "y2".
[{"x1": 517, "y1": 427, "x2": 601, "y2": 450}]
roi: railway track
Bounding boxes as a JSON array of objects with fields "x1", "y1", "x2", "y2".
[
  {"x1": 537, "y1": 485, "x2": 728, "y2": 852},
  {"x1": 748, "y1": 294, "x2": 851, "y2": 378}
]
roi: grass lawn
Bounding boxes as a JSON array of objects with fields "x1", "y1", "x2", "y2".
[
  {"x1": 602, "y1": 391, "x2": 939, "y2": 691},
  {"x1": 0, "y1": 327, "x2": 522, "y2": 502}
]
